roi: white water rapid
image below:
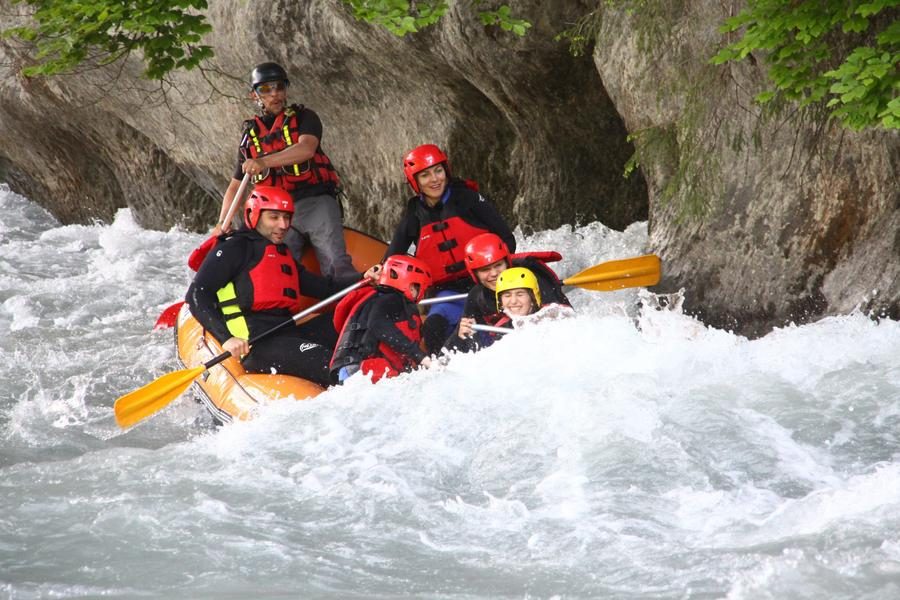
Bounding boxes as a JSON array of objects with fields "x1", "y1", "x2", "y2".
[{"x1": 2, "y1": 184, "x2": 899, "y2": 599}]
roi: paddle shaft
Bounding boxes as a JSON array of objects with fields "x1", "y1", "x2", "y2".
[
  {"x1": 418, "y1": 293, "x2": 468, "y2": 306},
  {"x1": 156, "y1": 253, "x2": 660, "y2": 330},
  {"x1": 422, "y1": 254, "x2": 660, "y2": 306},
  {"x1": 218, "y1": 172, "x2": 252, "y2": 229},
  {"x1": 471, "y1": 323, "x2": 511, "y2": 335},
  {"x1": 202, "y1": 279, "x2": 368, "y2": 371}
]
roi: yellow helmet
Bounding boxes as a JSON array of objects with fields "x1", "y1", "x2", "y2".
[{"x1": 495, "y1": 267, "x2": 541, "y2": 311}]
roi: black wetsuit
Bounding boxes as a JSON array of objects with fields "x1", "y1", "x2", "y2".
[{"x1": 186, "y1": 228, "x2": 361, "y2": 386}]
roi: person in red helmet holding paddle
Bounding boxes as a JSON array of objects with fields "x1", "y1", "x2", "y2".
[
  {"x1": 187, "y1": 186, "x2": 377, "y2": 386},
  {"x1": 384, "y1": 143, "x2": 516, "y2": 355},
  {"x1": 214, "y1": 61, "x2": 356, "y2": 280}
]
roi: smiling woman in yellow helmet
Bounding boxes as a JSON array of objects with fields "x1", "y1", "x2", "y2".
[
  {"x1": 443, "y1": 267, "x2": 552, "y2": 354},
  {"x1": 494, "y1": 267, "x2": 541, "y2": 316}
]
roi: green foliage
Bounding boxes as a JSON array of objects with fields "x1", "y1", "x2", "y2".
[
  {"x1": 712, "y1": 0, "x2": 900, "y2": 130},
  {"x1": 340, "y1": 0, "x2": 531, "y2": 37},
  {"x1": 4, "y1": 0, "x2": 532, "y2": 81},
  {"x1": 3, "y1": 0, "x2": 213, "y2": 79},
  {"x1": 555, "y1": 8, "x2": 602, "y2": 57},
  {"x1": 341, "y1": 0, "x2": 448, "y2": 35},
  {"x1": 478, "y1": 5, "x2": 531, "y2": 36}
]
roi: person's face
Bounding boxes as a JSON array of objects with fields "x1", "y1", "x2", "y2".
[
  {"x1": 251, "y1": 80, "x2": 288, "y2": 115},
  {"x1": 256, "y1": 210, "x2": 292, "y2": 244},
  {"x1": 474, "y1": 259, "x2": 508, "y2": 291},
  {"x1": 499, "y1": 288, "x2": 534, "y2": 316},
  {"x1": 415, "y1": 163, "x2": 448, "y2": 205}
]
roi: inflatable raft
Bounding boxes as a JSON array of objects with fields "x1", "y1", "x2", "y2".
[{"x1": 175, "y1": 228, "x2": 387, "y2": 424}]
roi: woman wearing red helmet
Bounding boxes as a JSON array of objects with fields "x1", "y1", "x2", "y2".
[
  {"x1": 187, "y1": 186, "x2": 378, "y2": 386},
  {"x1": 384, "y1": 143, "x2": 516, "y2": 354},
  {"x1": 329, "y1": 255, "x2": 434, "y2": 383}
]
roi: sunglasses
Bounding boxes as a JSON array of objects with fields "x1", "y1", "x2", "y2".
[{"x1": 254, "y1": 81, "x2": 287, "y2": 95}]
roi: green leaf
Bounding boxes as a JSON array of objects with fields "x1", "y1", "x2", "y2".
[{"x1": 711, "y1": 0, "x2": 900, "y2": 131}]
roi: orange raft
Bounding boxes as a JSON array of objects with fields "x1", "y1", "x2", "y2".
[{"x1": 175, "y1": 227, "x2": 388, "y2": 424}]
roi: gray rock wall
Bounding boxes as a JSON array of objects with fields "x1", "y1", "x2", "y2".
[
  {"x1": 593, "y1": 1, "x2": 899, "y2": 336},
  {"x1": 0, "y1": 0, "x2": 645, "y2": 237}
]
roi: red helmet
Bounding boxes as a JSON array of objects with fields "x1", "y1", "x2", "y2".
[
  {"x1": 244, "y1": 186, "x2": 294, "y2": 229},
  {"x1": 464, "y1": 233, "x2": 510, "y2": 281},
  {"x1": 378, "y1": 255, "x2": 432, "y2": 302},
  {"x1": 402, "y1": 144, "x2": 449, "y2": 194}
]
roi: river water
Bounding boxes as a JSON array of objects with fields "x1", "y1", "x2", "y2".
[{"x1": 2, "y1": 184, "x2": 899, "y2": 599}]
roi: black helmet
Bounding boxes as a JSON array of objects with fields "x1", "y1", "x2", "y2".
[{"x1": 250, "y1": 62, "x2": 289, "y2": 89}]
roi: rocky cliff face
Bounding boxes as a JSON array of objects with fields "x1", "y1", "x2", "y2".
[
  {"x1": 2, "y1": 1, "x2": 897, "y2": 337},
  {"x1": 0, "y1": 0, "x2": 645, "y2": 237},
  {"x1": 593, "y1": 1, "x2": 899, "y2": 336}
]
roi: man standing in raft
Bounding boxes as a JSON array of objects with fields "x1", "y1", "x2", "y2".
[
  {"x1": 187, "y1": 186, "x2": 376, "y2": 387},
  {"x1": 384, "y1": 143, "x2": 516, "y2": 354},
  {"x1": 215, "y1": 61, "x2": 357, "y2": 279}
]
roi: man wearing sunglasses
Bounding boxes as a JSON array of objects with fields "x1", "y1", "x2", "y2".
[{"x1": 215, "y1": 61, "x2": 357, "y2": 280}]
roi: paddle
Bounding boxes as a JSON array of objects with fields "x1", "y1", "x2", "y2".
[
  {"x1": 153, "y1": 253, "x2": 661, "y2": 329},
  {"x1": 561, "y1": 254, "x2": 660, "y2": 291},
  {"x1": 115, "y1": 280, "x2": 368, "y2": 429},
  {"x1": 218, "y1": 172, "x2": 252, "y2": 230},
  {"x1": 153, "y1": 175, "x2": 254, "y2": 330},
  {"x1": 420, "y1": 253, "x2": 661, "y2": 306}
]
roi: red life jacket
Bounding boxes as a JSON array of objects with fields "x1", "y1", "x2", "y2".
[
  {"x1": 216, "y1": 242, "x2": 302, "y2": 338},
  {"x1": 242, "y1": 104, "x2": 339, "y2": 192},
  {"x1": 416, "y1": 215, "x2": 491, "y2": 285},
  {"x1": 247, "y1": 244, "x2": 302, "y2": 311},
  {"x1": 330, "y1": 287, "x2": 422, "y2": 382}
]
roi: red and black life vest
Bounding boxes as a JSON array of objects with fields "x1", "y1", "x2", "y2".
[
  {"x1": 413, "y1": 189, "x2": 491, "y2": 284},
  {"x1": 216, "y1": 242, "x2": 302, "y2": 339},
  {"x1": 242, "y1": 104, "x2": 339, "y2": 191},
  {"x1": 330, "y1": 286, "x2": 423, "y2": 382}
]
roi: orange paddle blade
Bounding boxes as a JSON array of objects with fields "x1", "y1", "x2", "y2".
[
  {"x1": 563, "y1": 254, "x2": 661, "y2": 291},
  {"x1": 114, "y1": 366, "x2": 205, "y2": 428}
]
